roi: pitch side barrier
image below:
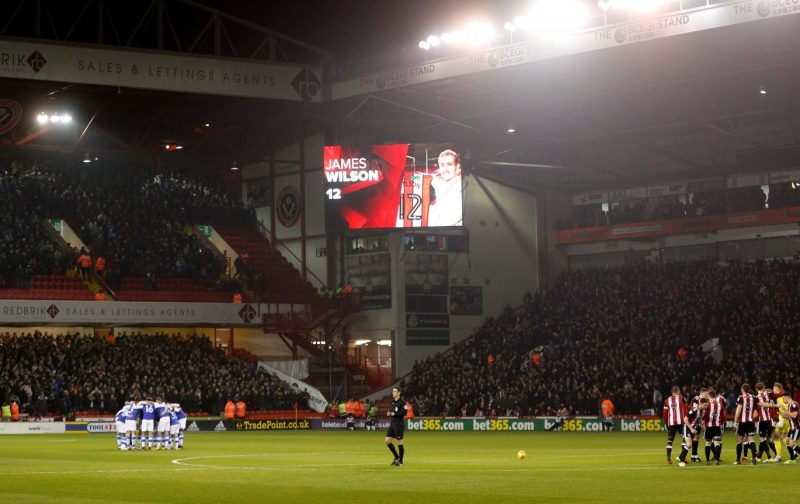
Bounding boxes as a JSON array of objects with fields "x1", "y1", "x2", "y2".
[
  {"x1": 64, "y1": 416, "x2": 746, "y2": 433},
  {"x1": 405, "y1": 417, "x2": 670, "y2": 432}
]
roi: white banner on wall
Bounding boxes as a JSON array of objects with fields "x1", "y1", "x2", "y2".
[
  {"x1": 0, "y1": 300, "x2": 269, "y2": 326},
  {"x1": 257, "y1": 361, "x2": 327, "y2": 412},
  {"x1": 0, "y1": 39, "x2": 322, "y2": 102},
  {"x1": 262, "y1": 359, "x2": 310, "y2": 380},
  {"x1": 0, "y1": 422, "x2": 66, "y2": 435},
  {"x1": 332, "y1": 1, "x2": 799, "y2": 99}
]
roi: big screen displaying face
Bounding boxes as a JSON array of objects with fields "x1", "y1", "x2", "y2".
[{"x1": 324, "y1": 144, "x2": 464, "y2": 230}]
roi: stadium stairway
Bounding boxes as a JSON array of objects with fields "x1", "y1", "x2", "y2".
[{"x1": 214, "y1": 225, "x2": 318, "y2": 304}]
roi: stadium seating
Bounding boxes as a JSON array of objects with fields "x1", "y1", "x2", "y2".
[
  {"x1": 403, "y1": 259, "x2": 800, "y2": 417},
  {"x1": 0, "y1": 332, "x2": 309, "y2": 417}
]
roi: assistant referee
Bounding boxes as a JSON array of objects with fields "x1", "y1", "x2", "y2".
[{"x1": 385, "y1": 386, "x2": 407, "y2": 466}]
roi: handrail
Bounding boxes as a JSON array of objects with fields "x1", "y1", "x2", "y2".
[{"x1": 256, "y1": 220, "x2": 326, "y2": 288}]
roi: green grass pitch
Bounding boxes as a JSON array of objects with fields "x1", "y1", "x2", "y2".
[{"x1": 0, "y1": 431, "x2": 794, "y2": 503}]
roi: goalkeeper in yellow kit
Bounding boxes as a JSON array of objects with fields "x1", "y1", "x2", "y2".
[{"x1": 772, "y1": 383, "x2": 792, "y2": 462}]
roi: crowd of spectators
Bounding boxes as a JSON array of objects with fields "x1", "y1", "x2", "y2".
[
  {"x1": 0, "y1": 160, "x2": 60, "y2": 287},
  {"x1": 404, "y1": 259, "x2": 800, "y2": 418},
  {"x1": 556, "y1": 184, "x2": 793, "y2": 230},
  {"x1": 0, "y1": 332, "x2": 307, "y2": 418},
  {"x1": 0, "y1": 156, "x2": 253, "y2": 283}
]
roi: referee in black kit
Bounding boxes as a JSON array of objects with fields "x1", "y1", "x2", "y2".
[{"x1": 385, "y1": 386, "x2": 407, "y2": 466}]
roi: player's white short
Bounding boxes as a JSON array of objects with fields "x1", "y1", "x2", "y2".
[
  {"x1": 116, "y1": 421, "x2": 126, "y2": 433},
  {"x1": 157, "y1": 417, "x2": 170, "y2": 433},
  {"x1": 141, "y1": 419, "x2": 155, "y2": 432},
  {"x1": 170, "y1": 424, "x2": 180, "y2": 436},
  {"x1": 179, "y1": 418, "x2": 186, "y2": 430},
  {"x1": 124, "y1": 419, "x2": 137, "y2": 432}
]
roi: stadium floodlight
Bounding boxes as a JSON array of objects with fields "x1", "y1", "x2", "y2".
[
  {"x1": 354, "y1": 339, "x2": 371, "y2": 346},
  {"x1": 426, "y1": 35, "x2": 441, "y2": 47},
  {"x1": 504, "y1": 21, "x2": 517, "y2": 32},
  {"x1": 463, "y1": 20, "x2": 495, "y2": 46},
  {"x1": 507, "y1": 126, "x2": 517, "y2": 133},
  {"x1": 83, "y1": 153, "x2": 92, "y2": 164},
  {"x1": 230, "y1": 160, "x2": 239, "y2": 171},
  {"x1": 518, "y1": 0, "x2": 589, "y2": 39},
  {"x1": 760, "y1": 85, "x2": 767, "y2": 95},
  {"x1": 377, "y1": 339, "x2": 392, "y2": 346},
  {"x1": 36, "y1": 112, "x2": 49, "y2": 124},
  {"x1": 598, "y1": 0, "x2": 667, "y2": 12},
  {"x1": 441, "y1": 32, "x2": 454, "y2": 43},
  {"x1": 419, "y1": 40, "x2": 431, "y2": 50}
]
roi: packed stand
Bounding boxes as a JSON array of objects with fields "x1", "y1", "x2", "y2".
[
  {"x1": 0, "y1": 332, "x2": 308, "y2": 419},
  {"x1": 404, "y1": 259, "x2": 800, "y2": 417},
  {"x1": 0, "y1": 156, "x2": 255, "y2": 287},
  {"x1": 0, "y1": 159, "x2": 61, "y2": 287}
]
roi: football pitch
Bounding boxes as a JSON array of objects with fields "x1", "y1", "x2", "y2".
[{"x1": 1, "y1": 431, "x2": 794, "y2": 503}]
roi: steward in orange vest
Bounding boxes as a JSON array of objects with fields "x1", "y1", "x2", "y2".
[
  {"x1": 404, "y1": 401, "x2": 415, "y2": 419},
  {"x1": 235, "y1": 400, "x2": 246, "y2": 419},
  {"x1": 10, "y1": 401, "x2": 20, "y2": 422},
  {"x1": 224, "y1": 400, "x2": 235, "y2": 420}
]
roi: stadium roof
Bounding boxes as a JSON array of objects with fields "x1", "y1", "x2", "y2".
[{"x1": 2, "y1": 0, "x2": 800, "y2": 192}]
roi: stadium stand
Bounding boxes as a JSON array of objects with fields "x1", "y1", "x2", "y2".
[
  {"x1": 0, "y1": 332, "x2": 309, "y2": 418},
  {"x1": 403, "y1": 259, "x2": 800, "y2": 418}
]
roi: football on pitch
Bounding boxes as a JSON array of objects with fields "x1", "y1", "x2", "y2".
[{"x1": 517, "y1": 450, "x2": 527, "y2": 460}]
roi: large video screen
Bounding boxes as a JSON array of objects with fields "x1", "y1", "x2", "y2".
[{"x1": 324, "y1": 144, "x2": 464, "y2": 230}]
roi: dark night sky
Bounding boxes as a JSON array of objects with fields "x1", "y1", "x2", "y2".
[{"x1": 202, "y1": 0, "x2": 526, "y2": 59}]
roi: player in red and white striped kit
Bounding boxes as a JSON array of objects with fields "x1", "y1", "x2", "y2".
[
  {"x1": 734, "y1": 383, "x2": 759, "y2": 465},
  {"x1": 677, "y1": 398, "x2": 708, "y2": 467},
  {"x1": 688, "y1": 388, "x2": 709, "y2": 462},
  {"x1": 663, "y1": 386, "x2": 687, "y2": 465},
  {"x1": 755, "y1": 382, "x2": 778, "y2": 462},
  {"x1": 703, "y1": 389, "x2": 726, "y2": 465}
]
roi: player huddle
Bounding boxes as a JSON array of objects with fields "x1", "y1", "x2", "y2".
[
  {"x1": 663, "y1": 382, "x2": 799, "y2": 467},
  {"x1": 114, "y1": 397, "x2": 187, "y2": 451}
]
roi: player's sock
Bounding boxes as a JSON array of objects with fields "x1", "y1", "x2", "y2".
[
  {"x1": 691, "y1": 440, "x2": 698, "y2": 458},
  {"x1": 387, "y1": 444, "x2": 399, "y2": 460},
  {"x1": 736, "y1": 442, "x2": 742, "y2": 461},
  {"x1": 768, "y1": 441, "x2": 776, "y2": 458},
  {"x1": 757, "y1": 440, "x2": 766, "y2": 458},
  {"x1": 704, "y1": 445, "x2": 711, "y2": 461},
  {"x1": 714, "y1": 443, "x2": 722, "y2": 460},
  {"x1": 791, "y1": 446, "x2": 798, "y2": 461},
  {"x1": 179, "y1": 431, "x2": 184, "y2": 448},
  {"x1": 398, "y1": 445, "x2": 404, "y2": 463},
  {"x1": 140, "y1": 433, "x2": 146, "y2": 448},
  {"x1": 679, "y1": 444, "x2": 688, "y2": 462},
  {"x1": 749, "y1": 442, "x2": 757, "y2": 460},
  {"x1": 666, "y1": 444, "x2": 672, "y2": 461}
]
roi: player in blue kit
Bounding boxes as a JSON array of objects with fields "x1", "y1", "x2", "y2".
[
  {"x1": 167, "y1": 407, "x2": 180, "y2": 449},
  {"x1": 115, "y1": 403, "x2": 131, "y2": 450},
  {"x1": 140, "y1": 398, "x2": 156, "y2": 449},
  {"x1": 174, "y1": 403, "x2": 187, "y2": 449},
  {"x1": 126, "y1": 399, "x2": 143, "y2": 450},
  {"x1": 154, "y1": 397, "x2": 170, "y2": 450}
]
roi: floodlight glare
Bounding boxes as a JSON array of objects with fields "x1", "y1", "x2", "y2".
[
  {"x1": 463, "y1": 20, "x2": 494, "y2": 46},
  {"x1": 427, "y1": 35, "x2": 441, "y2": 47},
  {"x1": 522, "y1": 0, "x2": 589, "y2": 39},
  {"x1": 83, "y1": 153, "x2": 92, "y2": 164},
  {"x1": 441, "y1": 32, "x2": 453, "y2": 43},
  {"x1": 36, "y1": 113, "x2": 49, "y2": 124},
  {"x1": 418, "y1": 40, "x2": 431, "y2": 50},
  {"x1": 61, "y1": 113, "x2": 72, "y2": 124},
  {"x1": 504, "y1": 21, "x2": 517, "y2": 32}
]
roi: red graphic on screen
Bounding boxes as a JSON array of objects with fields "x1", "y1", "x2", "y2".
[{"x1": 324, "y1": 144, "x2": 409, "y2": 229}]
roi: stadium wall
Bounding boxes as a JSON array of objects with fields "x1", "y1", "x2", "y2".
[{"x1": 344, "y1": 173, "x2": 541, "y2": 376}]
